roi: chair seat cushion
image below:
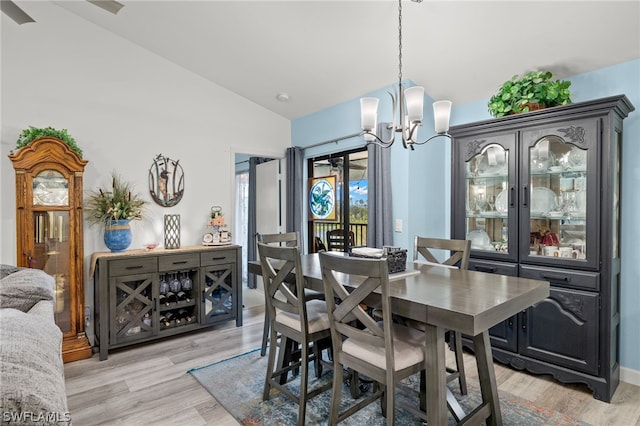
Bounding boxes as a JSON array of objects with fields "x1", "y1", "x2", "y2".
[
  {"x1": 342, "y1": 323, "x2": 424, "y2": 371},
  {"x1": 275, "y1": 299, "x2": 330, "y2": 334}
]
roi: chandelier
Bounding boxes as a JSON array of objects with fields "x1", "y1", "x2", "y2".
[{"x1": 360, "y1": 0, "x2": 452, "y2": 150}]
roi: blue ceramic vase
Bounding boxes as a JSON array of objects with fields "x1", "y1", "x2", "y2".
[{"x1": 104, "y1": 219, "x2": 132, "y2": 252}]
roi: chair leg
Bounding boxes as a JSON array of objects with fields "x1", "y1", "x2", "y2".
[
  {"x1": 329, "y1": 361, "x2": 343, "y2": 425},
  {"x1": 297, "y1": 343, "x2": 309, "y2": 426},
  {"x1": 260, "y1": 311, "x2": 270, "y2": 357},
  {"x1": 313, "y1": 342, "x2": 323, "y2": 378},
  {"x1": 419, "y1": 370, "x2": 426, "y2": 412},
  {"x1": 380, "y1": 383, "x2": 394, "y2": 422},
  {"x1": 385, "y1": 382, "x2": 394, "y2": 426},
  {"x1": 453, "y1": 331, "x2": 468, "y2": 395},
  {"x1": 350, "y1": 369, "x2": 360, "y2": 398},
  {"x1": 263, "y1": 325, "x2": 278, "y2": 400}
]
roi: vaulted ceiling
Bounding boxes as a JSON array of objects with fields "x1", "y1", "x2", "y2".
[{"x1": 6, "y1": 1, "x2": 640, "y2": 120}]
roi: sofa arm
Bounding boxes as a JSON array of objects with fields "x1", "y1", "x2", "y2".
[{"x1": 0, "y1": 305, "x2": 69, "y2": 425}]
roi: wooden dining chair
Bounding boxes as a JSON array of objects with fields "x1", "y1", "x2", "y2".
[
  {"x1": 326, "y1": 229, "x2": 355, "y2": 252},
  {"x1": 314, "y1": 236, "x2": 327, "y2": 252},
  {"x1": 320, "y1": 252, "x2": 426, "y2": 425},
  {"x1": 258, "y1": 242, "x2": 332, "y2": 426},
  {"x1": 411, "y1": 236, "x2": 471, "y2": 395},
  {"x1": 257, "y1": 232, "x2": 324, "y2": 357}
]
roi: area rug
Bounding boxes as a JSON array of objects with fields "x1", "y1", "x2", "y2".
[{"x1": 188, "y1": 349, "x2": 590, "y2": 425}]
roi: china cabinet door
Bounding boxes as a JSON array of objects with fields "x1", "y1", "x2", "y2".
[
  {"x1": 519, "y1": 119, "x2": 599, "y2": 270},
  {"x1": 10, "y1": 137, "x2": 92, "y2": 362},
  {"x1": 518, "y1": 287, "x2": 599, "y2": 375},
  {"x1": 454, "y1": 132, "x2": 518, "y2": 262}
]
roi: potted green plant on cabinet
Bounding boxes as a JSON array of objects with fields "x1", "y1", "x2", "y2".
[
  {"x1": 85, "y1": 172, "x2": 146, "y2": 252},
  {"x1": 488, "y1": 71, "x2": 572, "y2": 118}
]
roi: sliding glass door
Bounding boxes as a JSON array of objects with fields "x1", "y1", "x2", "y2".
[{"x1": 307, "y1": 149, "x2": 368, "y2": 252}]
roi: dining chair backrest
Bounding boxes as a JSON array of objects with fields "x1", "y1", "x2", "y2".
[
  {"x1": 259, "y1": 231, "x2": 300, "y2": 247},
  {"x1": 326, "y1": 229, "x2": 355, "y2": 252},
  {"x1": 313, "y1": 236, "x2": 327, "y2": 252},
  {"x1": 413, "y1": 236, "x2": 471, "y2": 270},
  {"x1": 257, "y1": 242, "x2": 309, "y2": 331},
  {"x1": 319, "y1": 253, "x2": 395, "y2": 372}
]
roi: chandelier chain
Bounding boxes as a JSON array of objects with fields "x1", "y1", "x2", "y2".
[{"x1": 398, "y1": 0, "x2": 402, "y2": 84}]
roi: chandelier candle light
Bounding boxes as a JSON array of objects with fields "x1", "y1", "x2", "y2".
[{"x1": 360, "y1": 0, "x2": 452, "y2": 150}]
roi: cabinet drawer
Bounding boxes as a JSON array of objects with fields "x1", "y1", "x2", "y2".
[
  {"x1": 200, "y1": 249, "x2": 236, "y2": 266},
  {"x1": 108, "y1": 257, "x2": 157, "y2": 277},
  {"x1": 159, "y1": 253, "x2": 200, "y2": 272},
  {"x1": 520, "y1": 265, "x2": 599, "y2": 291},
  {"x1": 469, "y1": 259, "x2": 518, "y2": 276}
]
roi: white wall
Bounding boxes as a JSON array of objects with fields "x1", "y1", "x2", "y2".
[{"x1": 1, "y1": 3, "x2": 290, "y2": 340}]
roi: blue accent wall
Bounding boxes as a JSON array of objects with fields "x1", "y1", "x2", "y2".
[{"x1": 292, "y1": 59, "x2": 640, "y2": 372}]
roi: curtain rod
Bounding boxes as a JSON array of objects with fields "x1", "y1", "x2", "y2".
[{"x1": 303, "y1": 131, "x2": 365, "y2": 150}]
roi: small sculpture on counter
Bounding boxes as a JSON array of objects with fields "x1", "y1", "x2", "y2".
[{"x1": 202, "y1": 205, "x2": 231, "y2": 246}]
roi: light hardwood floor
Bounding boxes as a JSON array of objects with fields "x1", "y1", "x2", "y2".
[{"x1": 64, "y1": 303, "x2": 640, "y2": 425}]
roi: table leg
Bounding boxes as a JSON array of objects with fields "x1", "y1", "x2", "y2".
[
  {"x1": 473, "y1": 330, "x2": 503, "y2": 426},
  {"x1": 424, "y1": 324, "x2": 447, "y2": 425}
]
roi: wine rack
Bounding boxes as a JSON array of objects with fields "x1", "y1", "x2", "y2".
[
  {"x1": 93, "y1": 245, "x2": 242, "y2": 360},
  {"x1": 158, "y1": 269, "x2": 198, "y2": 331}
]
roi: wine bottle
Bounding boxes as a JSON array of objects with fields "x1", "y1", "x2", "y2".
[
  {"x1": 159, "y1": 314, "x2": 170, "y2": 327},
  {"x1": 177, "y1": 309, "x2": 193, "y2": 323},
  {"x1": 176, "y1": 291, "x2": 191, "y2": 303},
  {"x1": 158, "y1": 294, "x2": 167, "y2": 306},
  {"x1": 165, "y1": 292, "x2": 177, "y2": 305},
  {"x1": 166, "y1": 311, "x2": 181, "y2": 325}
]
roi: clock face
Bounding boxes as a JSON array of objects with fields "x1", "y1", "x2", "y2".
[
  {"x1": 203, "y1": 233, "x2": 214, "y2": 244},
  {"x1": 309, "y1": 178, "x2": 335, "y2": 220}
]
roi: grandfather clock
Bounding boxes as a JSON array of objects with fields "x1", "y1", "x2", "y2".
[{"x1": 10, "y1": 137, "x2": 92, "y2": 362}]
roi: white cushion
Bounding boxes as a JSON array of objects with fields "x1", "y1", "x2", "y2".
[
  {"x1": 342, "y1": 323, "x2": 424, "y2": 371},
  {"x1": 275, "y1": 299, "x2": 330, "y2": 334}
]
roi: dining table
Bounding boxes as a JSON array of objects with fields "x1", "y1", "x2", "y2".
[{"x1": 248, "y1": 252, "x2": 549, "y2": 425}]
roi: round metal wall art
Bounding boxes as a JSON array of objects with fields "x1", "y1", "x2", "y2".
[{"x1": 149, "y1": 154, "x2": 184, "y2": 207}]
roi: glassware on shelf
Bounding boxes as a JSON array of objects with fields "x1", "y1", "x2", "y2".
[
  {"x1": 475, "y1": 193, "x2": 487, "y2": 213},
  {"x1": 170, "y1": 273, "x2": 181, "y2": 293},
  {"x1": 487, "y1": 195, "x2": 495, "y2": 212},
  {"x1": 159, "y1": 275, "x2": 169, "y2": 295},
  {"x1": 181, "y1": 271, "x2": 192, "y2": 291}
]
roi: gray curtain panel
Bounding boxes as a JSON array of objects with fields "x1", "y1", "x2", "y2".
[
  {"x1": 367, "y1": 123, "x2": 394, "y2": 248},
  {"x1": 247, "y1": 157, "x2": 259, "y2": 289},
  {"x1": 285, "y1": 147, "x2": 305, "y2": 246}
]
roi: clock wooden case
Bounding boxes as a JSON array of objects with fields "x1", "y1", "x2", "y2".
[{"x1": 10, "y1": 137, "x2": 92, "y2": 362}]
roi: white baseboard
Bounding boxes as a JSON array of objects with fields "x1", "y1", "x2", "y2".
[{"x1": 620, "y1": 366, "x2": 640, "y2": 387}]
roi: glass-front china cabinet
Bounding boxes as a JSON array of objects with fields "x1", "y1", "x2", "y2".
[
  {"x1": 451, "y1": 95, "x2": 633, "y2": 402},
  {"x1": 10, "y1": 137, "x2": 92, "y2": 362}
]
